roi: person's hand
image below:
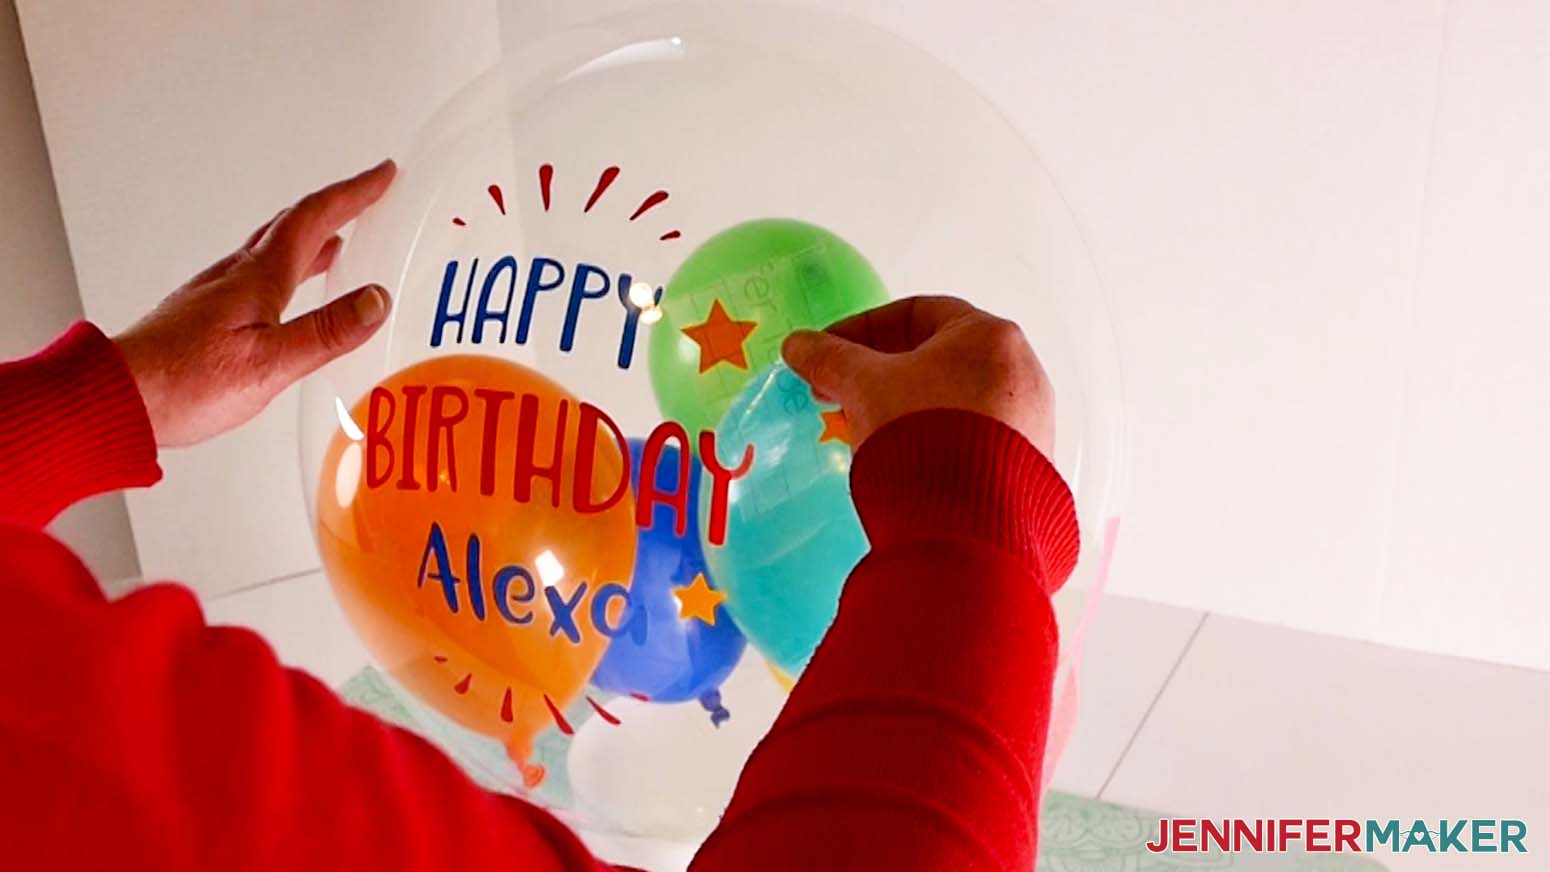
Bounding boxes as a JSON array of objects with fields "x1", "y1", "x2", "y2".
[
  {"x1": 115, "y1": 160, "x2": 397, "y2": 447},
  {"x1": 780, "y1": 295, "x2": 1054, "y2": 453}
]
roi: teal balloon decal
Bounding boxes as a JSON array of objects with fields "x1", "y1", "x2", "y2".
[{"x1": 700, "y1": 361, "x2": 868, "y2": 674}]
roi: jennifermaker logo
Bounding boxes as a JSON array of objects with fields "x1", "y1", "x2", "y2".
[{"x1": 1145, "y1": 818, "x2": 1528, "y2": 855}]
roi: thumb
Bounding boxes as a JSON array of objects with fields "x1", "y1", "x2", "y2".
[
  {"x1": 272, "y1": 284, "x2": 390, "y2": 381},
  {"x1": 782, "y1": 329, "x2": 876, "y2": 401}
]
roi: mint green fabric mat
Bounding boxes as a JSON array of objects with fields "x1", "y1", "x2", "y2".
[{"x1": 339, "y1": 668, "x2": 1385, "y2": 871}]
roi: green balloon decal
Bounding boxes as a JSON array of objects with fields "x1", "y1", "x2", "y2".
[{"x1": 647, "y1": 218, "x2": 890, "y2": 437}]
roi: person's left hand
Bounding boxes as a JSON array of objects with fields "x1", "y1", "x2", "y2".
[{"x1": 116, "y1": 160, "x2": 397, "y2": 447}]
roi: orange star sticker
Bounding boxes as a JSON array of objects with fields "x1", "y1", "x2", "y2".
[
  {"x1": 673, "y1": 573, "x2": 726, "y2": 626},
  {"x1": 818, "y1": 408, "x2": 851, "y2": 445},
  {"x1": 681, "y1": 300, "x2": 757, "y2": 373}
]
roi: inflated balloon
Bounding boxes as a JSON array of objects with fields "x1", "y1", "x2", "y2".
[
  {"x1": 299, "y1": 0, "x2": 1128, "y2": 856},
  {"x1": 648, "y1": 219, "x2": 888, "y2": 438},
  {"x1": 701, "y1": 362, "x2": 867, "y2": 674},
  {"x1": 591, "y1": 440, "x2": 745, "y2": 714},
  {"x1": 313, "y1": 355, "x2": 637, "y2": 785}
]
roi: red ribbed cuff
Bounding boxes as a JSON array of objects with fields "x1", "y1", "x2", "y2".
[
  {"x1": 0, "y1": 322, "x2": 161, "y2": 528},
  {"x1": 850, "y1": 410, "x2": 1080, "y2": 595}
]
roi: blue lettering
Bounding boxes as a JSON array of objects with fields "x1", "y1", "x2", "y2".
[
  {"x1": 517, "y1": 257, "x2": 565, "y2": 344},
  {"x1": 545, "y1": 581, "x2": 588, "y2": 643},
  {"x1": 492, "y1": 566, "x2": 535, "y2": 624},
  {"x1": 416, "y1": 523, "x2": 461, "y2": 613},
  {"x1": 561, "y1": 262, "x2": 611, "y2": 352},
  {"x1": 590, "y1": 583, "x2": 646, "y2": 642},
  {"x1": 430, "y1": 258, "x2": 478, "y2": 347},
  {"x1": 616, "y1": 272, "x2": 660, "y2": 369},
  {"x1": 473, "y1": 255, "x2": 519, "y2": 343},
  {"x1": 463, "y1": 532, "x2": 486, "y2": 620}
]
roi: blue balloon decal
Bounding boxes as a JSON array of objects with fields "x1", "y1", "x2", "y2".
[
  {"x1": 591, "y1": 439, "x2": 746, "y2": 722},
  {"x1": 701, "y1": 361, "x2": 868, "y2": 675}
]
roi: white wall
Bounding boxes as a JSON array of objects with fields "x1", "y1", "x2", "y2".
[
  {"x1": 11, "y1": 0, "x2": 1550, "y2": 671},
  {"x1": 0, "y1": 0, "x2": 138, "y2": 583},
  {"x1": 14, "y1": 0, "x2": 502, "y2": 597}
]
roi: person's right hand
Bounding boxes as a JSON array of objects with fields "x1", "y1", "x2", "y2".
[{"x1": 780, "y1": 296, "x2": 1054, "y2": 454}]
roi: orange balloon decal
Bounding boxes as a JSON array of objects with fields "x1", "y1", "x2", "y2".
[{"x1": 315, "y1": 355, "x2": 637, "y2": 786}]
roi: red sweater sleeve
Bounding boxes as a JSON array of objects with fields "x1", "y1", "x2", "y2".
[
  {"x1": 691, "y1": 411, "x2": 1080, "y2": 871},
  {"x1": 0, "y1": 529, "x2": 618, "y2": 871},
  {"x1": 0, "y1": 325, "x2": 1078, "y2": 872},
  {"x1": 0, "y1": 327, "x2": 612, "y2": 871},
  {"x1": 0, "y1": 322, "x2": 161, "y2": 528}
]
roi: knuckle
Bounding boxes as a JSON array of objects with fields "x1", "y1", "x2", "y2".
[
  {"x1": 296, "y1": 187, "x2": 343, "y2": 225},
  {"x1": 252, "y1": 208, "x2": 292, "y2": 249},
  {"x1": 984, "y1": 316, "x2": 1025, "y2": 345},
  {"x1": 311, "y1": 306, "x2": 352, "y2": 351},
  {"x1": 273, "y1": 217, "x2": 308, "y2": 251},
  {"x1": 981, "y1": 317, "x2": 1031, "y2": 358},
  {"x1": 294, "y1": 188, "x2": 329, "y2": 215},
  {"x1": 234, "y1": 253, "x2": 292, "y2": 308},
  {"x1": 232, "y1": 246, "x2": 264, "y2": 275}
]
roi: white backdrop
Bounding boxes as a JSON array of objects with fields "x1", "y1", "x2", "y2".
[{"x1": 16, "y1": 0, "x2": 1550, "y2": 671}]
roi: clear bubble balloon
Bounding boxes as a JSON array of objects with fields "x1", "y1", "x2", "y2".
[{"x1": 300, "y1": 0, "x2": 1125, "y2": 861}]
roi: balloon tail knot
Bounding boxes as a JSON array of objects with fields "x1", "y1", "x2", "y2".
[
  {"x1": 505, "y1": 739, "x2": 544, "y2": 789},
  {"x1": 700, "y1": 691, "x2": 731, "y2": 728},
  {"x1": 519, "y1": 762, "x2": 546, "y2": 789}
]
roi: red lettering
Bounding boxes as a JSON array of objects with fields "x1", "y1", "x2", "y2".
[
  {"x1": 1306, "y1": 819, "x2": 1330, "y2": 852},
  {"x1": 365, "y1": 386, "x2": 396, "y2": 487},
  {"x1": 473, "y1": 388, "x2": 514, "y2": 497},
  {"x1": 396, "y1": 385, "x2": 427, "y2": 491},
  {"x1": 1201, "y1": 820, "x2": 1229, "y2": 852},
  {"x1": 1334, "y1": 820, "x2": 1360, "y2": 852},
  {"x1": 513, "y1": 393, "x2": 569, "y2": 507},
  {"x1": 1174, "y1": 820, "x2": 1196, "y2": 852},
  {"x1": 636, "y1": 422, "x2": 692, "y2": 535},
  {"x1": 427, "y1": 386, "x2": 469, "y2": 492},
  {"x1": 573, "y1": 402, "x2": 630, "y2": 514},
  {"x1": 1144, "y1": 819, "x2": 1170, "y2": 853},
  {"x1": 698, "y1": 430, "x2": 753, "y2": 546}
]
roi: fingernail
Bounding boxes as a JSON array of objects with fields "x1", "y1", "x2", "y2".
[
  {"x1": 354, "y1": 285, "x2": 389, "y2": 326},
  {"x1": 356, "y1": 158, "x2": 395, "y2": 180},
  {"x1": 783, "y1": 329, "x2": 817, "y2": 347},
  {"x1": 782, "y1": 329, "x2": 817, "y2": 359}
]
